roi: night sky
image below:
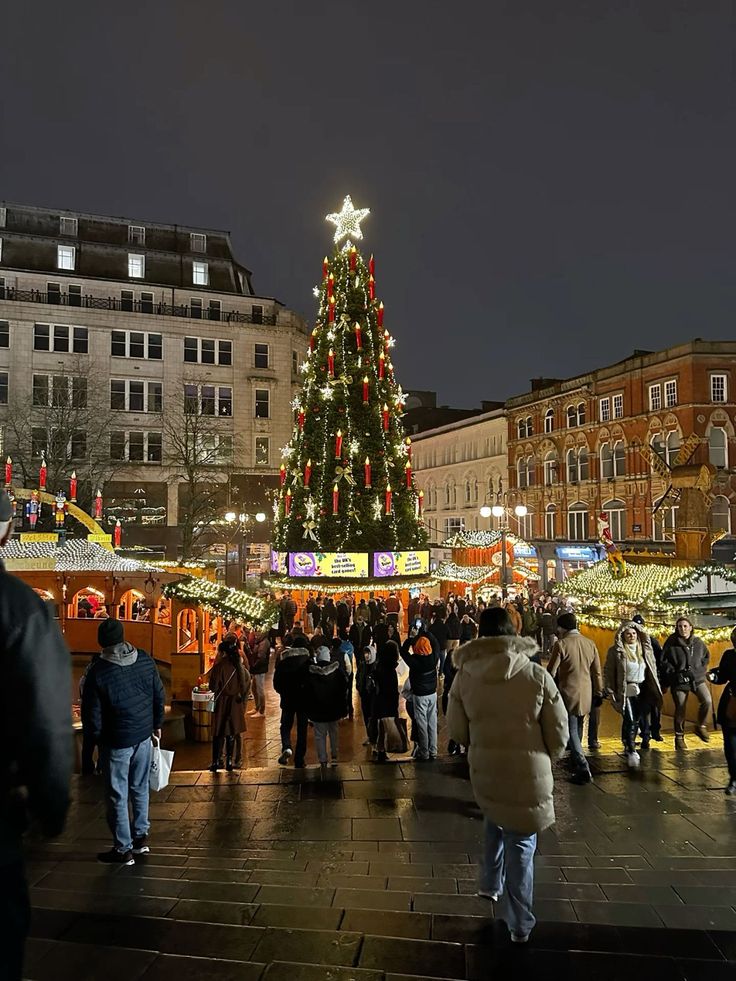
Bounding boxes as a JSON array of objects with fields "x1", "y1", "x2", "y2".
[{"x1": 1, "y1": 2, "x2": 733, "y2": 407}]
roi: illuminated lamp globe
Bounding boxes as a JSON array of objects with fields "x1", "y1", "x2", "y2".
[
  {"x1": 479, "y1": 505, "x2": 492, "y2": 519},
  {"x1": 255, "y1": 512, "x2": 266, "y2": 523},
  {"x1": 491, "y1": 505, "x2": 505, "y2": 518},
  {"x1": 514, "y1": 504, "x2": 528, "y2": 517},
  {"x1": 225, "y1": 511, "x2": 237, "y2": 523}
]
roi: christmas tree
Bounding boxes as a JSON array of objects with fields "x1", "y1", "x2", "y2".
[{"x1": 273, "y1": 196, "x2": 427, "y2": 557}]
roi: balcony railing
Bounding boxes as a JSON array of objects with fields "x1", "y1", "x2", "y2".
[{"x1": 0, "y1": 287, "x2": 277, "y2": 326}]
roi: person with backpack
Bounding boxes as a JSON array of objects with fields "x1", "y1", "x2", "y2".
[{"x1": 307, "y1": 646, "x2": 348, "y2": 767}]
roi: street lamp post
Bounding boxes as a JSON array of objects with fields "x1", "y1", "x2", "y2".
[
  {"x1": 224, "y1": 510, "x2": 266, "y2": 587},
  {"x1": 480, "y1": 500, "x2": 527, "y2": 597}
]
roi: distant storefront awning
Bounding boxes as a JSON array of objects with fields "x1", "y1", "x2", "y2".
[{"x1": 556, "y1": 546, "x2": 598, "y2": 562}]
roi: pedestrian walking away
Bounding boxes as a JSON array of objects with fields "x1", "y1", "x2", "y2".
[
  {"x1": 447, "y1": 607, "x2": 568, "y2": 944},
  {"x1": 273, "y1": 633, "x2": 311, "y2": 767},
  {"x1": 604, "y1": 621, "x2": 662, "y2": 768},
  {"x1": 249, "y1": 629, "x2": 271, "y2": 715},
  {"x1": 661, "y1": 616, "x2": 712, "y2": 748},
  {"x1": 0, "y1": 492, "x2": 72, "y2": 981},
  {"x1": 372, "y1": 641, "x2": 401, "y2": 762},
  {"x1": 307, "y1": 646, "x2": 348, "y2": 766},
  {"x1": 82, "y1": 617, "x2": 165, "y2": 865},
  {"x1": 401, "y1": 627, "x2": 440, "y2": 760},
  {"x1": 707, "y1": 627, "x2": 736, "y2": 795}
]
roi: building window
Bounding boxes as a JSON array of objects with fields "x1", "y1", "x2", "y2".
[
  {"x1": 110, "y1": 330, "x2": 162, "y2": 360},
  {"x1": 59, "y1": 217, "x2": 78, "y2": 236},
  {"x1": 32, "y1": 428, "x2": 48, "y2": 458},
  {"x1": 518, "y1": 511, "x2": 534, "y2": 540},
  {"x1": 567, "y1": 504, "x2": 589, "y2": 541},
  {"x1": 648, "y1": 384, "x2": 662, "y2": 411},
  {"x1": 111, "y1": 380, "x2": 162, "y2": 412},
  {"x1": 0, "y1": 372, "x2": 7, "y2": 404},
  {"x1": 0, "y1": 321, "x2": 9, "y2": 348},
  {"x1": 709, "y1": 427, "x2": 728, "y2": 469},
  {"x1": 46, "y1": 283, "x2": 61, "y2": 305},
  {"x1": 711, "y1": 495, "x2": 731, "y2": 534},
  {"x1": 255, "y1": 436, "x2": 270, "y2": 466},
  {"x1": 254, "y1": 343, "x2": 270, "y2": 369},
  {"x1": 190, "y1": 233, "x2": 207, "y2": 253},
  {"x1": 665, "y1": 379, "x2": 678, "y2": 407},
  {"x1": 57, "y1": 245, "x2": 75, "y2": 270},
  {"x1": 516, "y1": 416, "x2": 532, "y2": 439},
  {"x1": 32, "y1": 323, "x2": 87, "y2": 354},
  {"x1": 140, "y1": 291, "x2": 154, "y2": 314},
  {"x1": 544, "y1": 408, "x2": 554, "y2": 433},
  {"x1": 71, "y1": 431, "x2": 87, "y2": 460},
  {"x1": 252, "y1": 304, "x2": 263, "y2": 325},
  {"x1": 666, "y1": 430, "x2": 681, "y2": 465},
  {"x1": 545, "y1": 505, "x2": 556, "y2": 540},
  {"x1": 183, "y1": 336, "x2": 231, "y2": 365},
  {"x1": 192, "y1": 261, "x2": 209, "y2": 286},
  {"x1": 32, "y1": 374, "x2": 87, "y2": 408},
  {"x1": 445, "y1": 516, "x2": 465, "y2": 537},
  {"x1": 0, "y1": 207, "x2": 5, "y2": 228},
  {"x1": 566, "y1": 447, "x2": 589, "y2": 483},
  {"x1": 190, "y1": 298, "x2": 202, "y2": 320},
  {"x1": 128, "y1": 254, "x2": 145, "y2": 279},
  {"x1": 711, "y1": 374, "x2": 728, "y2": 403},
  {"x1": 292, "y1": 350, "x2": 299, "y2": 375},
  {"x1": 577, "y1": 401, "x2": 586, "y2": 425},
  {"x1": 208, "y1": 300, "x2": 221, "y2": 322},
  {"x1": 653, "y1": 500, "x2": 677, "y2": 541},
  {"x1": 121, "y1": 289, "x2": 134, "y2": 312},
  {"x1": 110, "y1": 431, "x2": 162, "y2": 463},
  {"x1": 603, "y1": 499, "x2": 626, "y2": 541},
  {"x1": 517, "y1": 455, "x2": 534, "y2": 488},
  {"x1": 184, "y1": 384, "x2": 232, "y2": 417},
  {"x1": 613, "y1": 394, "x2": 623, "y2": 419},
  {"x1": 599, "y1": 397, "x2": 610, "y2": 422},
  {"x1": 255, "y1": 389, "x2": 270, "y2": 419},
  {"x1": 601, "y1": 440, "x2": 626, "y2": 478},
  {"x1": 543, "y1": 452, "x2": 557, "y2": 486},
  {"x1": 0, "y1": 278, "x2": 5, "y2": 300},
  {"x1": 68, "y1": 284, "x2": 82, "y2": 308},
  {"x1": 128, "y1": 225, "x2": 146, "y2": 245}
]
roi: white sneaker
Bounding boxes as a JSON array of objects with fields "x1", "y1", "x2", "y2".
[
  {"x1": 510, "y1": 932, "x2": 529, "y2": 944},
  {"x1": 627, "y1": 751, "x2": 641, "y2": 768},
  {"x1": 478, "y1": 890, "x2": 500, "y2": 902}
]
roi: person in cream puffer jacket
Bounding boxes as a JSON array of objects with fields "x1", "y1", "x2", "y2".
[{"x1": 447, "y1": 607, "x2": 568, "y2": 944}]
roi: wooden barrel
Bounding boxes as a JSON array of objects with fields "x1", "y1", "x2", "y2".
[{"x1": 192, "y1": 706, "x2": 213, "y2": 743}]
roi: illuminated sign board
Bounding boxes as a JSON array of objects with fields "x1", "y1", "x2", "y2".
[
  {"x1": 372, "y1": 550, "x2": 430, "y2": 578},
  {"x1": 288, "y1": 551, "x2": 370, "y2": 578},
  {"x1": 270, "y1": 551, "x2": 287, "y2": 574}
]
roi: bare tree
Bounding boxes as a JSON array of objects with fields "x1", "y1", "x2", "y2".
[
  {"x1": 4, "y1": 357, "x2": 119, "y2": 509},
  {"x1": 163, "y1": 380, "x2": 242, "y2": 560}
]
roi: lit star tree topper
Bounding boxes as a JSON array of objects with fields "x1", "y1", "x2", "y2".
[
  {"x1": 272, "y1": 196, "x2": 427, "y2": 554},
  {"x1": 326, "y1": 195, "x2": 370, "y2": 244}
]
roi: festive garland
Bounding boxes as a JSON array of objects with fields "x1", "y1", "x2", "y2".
[
  {"x1": 576, "y1": 610, "x2": 735, "y2": 646},
  {"x1": 263, "y1": 574, "x2": 437, "y2": 594},
  {"x1": 566, "y1": 560, "x2": 736, "y2": 606},
  {"x1": 162, "y1": 577, "x2": 279, "y2": 626}
]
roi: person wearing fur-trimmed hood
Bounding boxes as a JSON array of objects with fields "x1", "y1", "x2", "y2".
[
  {"x1": 604, "y1": 620, "x2": 662, "y2": 768},
  {"x1": 447, "y1": 607, "x2": 568, "y2": 945}
]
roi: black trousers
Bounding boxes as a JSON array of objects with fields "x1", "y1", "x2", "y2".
[
  {"x1": 723, "y1": 725, "x2": 736, "y2": 782},
  {"x1": 0, "y1": 860, "x2": 30, "y2": 981},
  {"x1": 279, "y1": 705, "x2": 308, "y2": 765}
]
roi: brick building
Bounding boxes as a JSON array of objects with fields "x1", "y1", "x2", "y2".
[
  {"x1": 505, "y1": 340, "x2": 736, "y2": 583},
  {"x1": 0, "y1": 202, "x2": 308, "y2": 555}
]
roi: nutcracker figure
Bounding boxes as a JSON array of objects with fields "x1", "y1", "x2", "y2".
[
  {"x1": 54, "y1": 491, "x2": 69, "y2": 528},
  {"x1": 25, "y1": 490, "x2": 41, "y2": 529}
]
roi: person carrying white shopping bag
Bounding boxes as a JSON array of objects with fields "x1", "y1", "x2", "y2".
[
  {"x1": 149, "y1": 735, "x2": 175, "y2": 792},
  {"x1": 81, "y1": 618, "x2": 165, "y2": 866}
]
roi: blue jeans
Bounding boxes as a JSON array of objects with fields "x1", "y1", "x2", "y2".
[
  {"x1": 481, "y1": 818, "x2": 537, "y2": 937},
  {"x1": 102, "y1": 739, "x2": 152, "y2": 853},
  {"x1": 412, "y1": 692, "x2": 438, "y2": 759}
]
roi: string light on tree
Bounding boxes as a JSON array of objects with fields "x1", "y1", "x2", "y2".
[{"x1": 325, "y1": 195, "x2": 370, "y2": 243}]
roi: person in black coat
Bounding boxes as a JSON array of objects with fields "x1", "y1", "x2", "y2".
[
  {"x1": 632, "y1": 614, "x2": 664, "y2": 743},
  {"x1": 307, "y1": 647, "x2": 348, "y2": 765},
  {"x1": 356, "y1": 647, "x2": 378, "y2": 742},
  {"x1": 707, "y1": 630, "x2": 736, "y2": 795},
  {"x1": 429, "y1": 613, "x2": 450, "y2": 673},
  {"x1": 661, "y1": 617, "x2": 712, "y2": 748},
  {"x1": 273, "y1": 634, "x2": 311, "y2": 767},
  {"x1": 372, "y1": 641, "x2": 401, "y2": 762}
]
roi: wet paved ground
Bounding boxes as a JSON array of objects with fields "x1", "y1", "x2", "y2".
[{"x1": 23, "y1": 674, "x2": 736, "y2": 979}]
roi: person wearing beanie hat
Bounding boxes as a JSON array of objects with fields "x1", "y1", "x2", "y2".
[
  {"x1": 401, "y1": 625, "x2": 440, "y2": 761},
  {"x1": 547, "y1": 612, "x2": 603, "y2": 784},
  {"x1": 82, "y1": 617, "x2": 165, "y2": 865},
  {"x1": 306, "y1": 643, "x2": 348, "y2": 767},
  {"x1": 604, "y1": 621, "x2": 662, "y2": 767},
  {"x1": 0, "y1": 491, "x2": 72, "y2": 979}
]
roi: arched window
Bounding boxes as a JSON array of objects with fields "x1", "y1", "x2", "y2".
[
  {"x1": 613, "y1": 440, "x2": 626, "y2": 477},
  {"x1": 527, "y1": 416, "x2": 533, "y2": 437},
  {"x1": 566, "y1": 448, "x2": 578, "y2": 483},
  {"x1": 517, "y1": 418, "x2": 526, "y2": 439},
  {"x1": 709, "y1": 427, "x2": 728, "y2": 469},
  {"x1": 545, "y1": 504, "x2": 557, "y2": 540},
  {"x1": 651, "y1": 434, "x2": 665, "y2": 463},
  {"x1": 567, "y1": 448, "x2": 588, "y2": 483},
  {"x1": 566, "y1": 405, "x2": 577, "y2": 428},
  {"x1": 601, "y1": 442, "x2": 612, "y2": 478},
  {"x1": 543, "y1": 451, "x2": 557, "y2": 486},
  {"x1": 578, "y1": 447, "x2": 589, "y2": 481},
  {"x1": 444, "y1": 481, "x2": 452, "y2": 507},
  {"x1": 518, "y1": 510, "x2": 534, "y2": 540},
  {"x1": 544, "y1": 408, "x2": 554, "y2": 434},
  {"x1": 603, "y1": 498, "x2": 627, "y2": 541},
  {"x1": 577, "y1": 401, "x2": 586, "y2": 426},
  {"x1": 666, "y1": 431, "x2": 681, "y2": 465},
  {"x1": 711, "y1": 495, "x2": 731, "y2": 534},
  {"x1": 567, "y1": 502, "x2": 589, "y2": 541},
  {"x1": 517, "y1": 456, "x2": 534, "y2": 488},
  {"x1": 653, "y1": 498, "x2": 677, "y2": 541},
  {"x1": 473, "y1": 478, "x2": 479, "y2": 502}
]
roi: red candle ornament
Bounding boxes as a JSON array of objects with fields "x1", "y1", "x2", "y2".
[
  {"x1": 378, "y1": 352, "x2": 385, "y2": 379},
  {"x1": 383, "y1": 327, "x2": 390, "y2": 351},
  {"x1": 377, "y1": 301, "x2": 384, "y2": 327},
  {"x1": 364, "y1": 456, "x2": 372, "y2": 488},
  {"x1": 114, "y1": 519, "x2": 122, "y2": 548},
  {"x1": 327, "y1": 272, "x2": 334, "y2": 297},
  {"x1": 69, "y1": 471, "x2": 78, "y2": 502},
  {"x1": 335, "y1": 429, "x2": 343, "y2": 459},
  {"x1": 39, "y1": 454, "x2": 47, "y2": 491},
  {"x1": 310, "y1": 328, "x2": 317, "y2": 352},
  {"x1": 385, "y1": 483, "x2": 392, "y2": 515},
  {"x1": 405, "y1": 437, "x2": 412, "y2": 462},
  {"x1": 332, "y1": 484, "x2": 339, "y2": 515},
  {"x1": 304, "y1": 459, "x2": 312, "y2": 488},
  {"x1": 285, "y1": 489, "x2": 292, "y2": 515},
  {"x1": 382, "y1": 403, "x2": 390, "y2": 431},
  {"x1": 279, "y1": 464, "x2": 286, "y2": 486},
  {"x1": 322, "y1": 256, "x2": 329, "y2": 280},
  {"x1": 328, "y1": 296, "x2": 336, "y2": 322},
  {"x1": 369, "y1": 254, "x2": 375, "y2": 277},
  {"x1": 418, "y1": 490, "x2": 424, "y2": 515},
  {"x1": 362, "y1": 375, "x2": 369, "y2": 404},
  {"x1": 349, "y1": 246, "x2": 357, "y2": 271},
  {"x1": 354, "y1": 321, "x2": 362, "y2": 351},
  {"x1": 4, "y1": 456, "x2": 11, "y2": 487},
  {"x1": 405, "y1": 460, "x2": 412, "y2": 488},
  {"x1": 369, "y1": 275, "x2": 375, "y2": 300},
  {"x1": 328, "y1": 348, "x2": 335, "y2": 378},
  {"x1": 94, "y1": 489, "x2": 103, "y2": 519},
  {"x1": 298, "y1": 408, "x2": 305, "y2": 430}
]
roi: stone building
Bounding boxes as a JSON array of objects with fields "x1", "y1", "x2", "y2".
[
  {"x1": 505, "y1": 340, "x2": 736, "y2": 582},
  {"x1": 0, "y1": 202, "x2": 308, "y2": 553}
]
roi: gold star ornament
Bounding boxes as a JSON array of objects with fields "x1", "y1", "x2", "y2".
[{"x1": 326, "y1": 195, "x2": 370, "y2": 244}]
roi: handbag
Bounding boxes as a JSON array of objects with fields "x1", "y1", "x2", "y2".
[
  {"x1": 149, "y1": 735, "x2": 175, "y2": 792},
  {"x1": 378, "y1": 716, "x2": 409, "y2": 754}
]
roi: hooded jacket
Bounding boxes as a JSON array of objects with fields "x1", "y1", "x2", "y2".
[
  {"x1": 604, "y1": 622, "x2": 662, "y2": 714},
  {"x1": 273, "y1": 645, "x2": 311, "y2": 709},
  {"x1": 547, "y1": 630, "x2": 603, "y2": 717},
  {"x1": 307, "y1": 659, "x2": 348, "y2": 723},
  {"x1": 82, "y1": 643, "x2": 165, "y2": 749},
  {"x1": 447, "y1": 635, "x2": 568, "y2": 835},
  {"x1": 401, "y1": 632, "x2": 440, "y2": 696},
  {"x1": 661, "y1": 630, "x2": 710, "y2": 691}
]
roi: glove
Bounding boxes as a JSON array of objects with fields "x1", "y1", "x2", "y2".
[{"x1": 592, "y1": 694, "x2": 603, "y2": 709}]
